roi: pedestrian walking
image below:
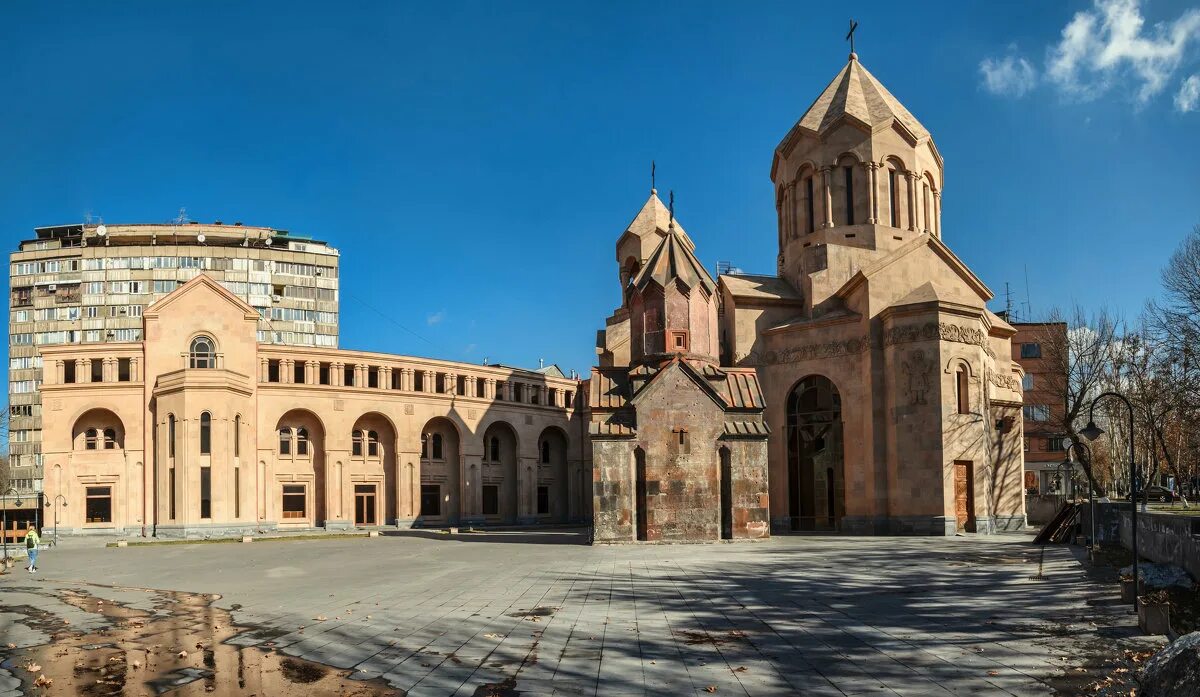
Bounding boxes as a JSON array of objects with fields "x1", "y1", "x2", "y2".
[{"x1": 24, "y1": 527, "x2": 40, "y2": 573}]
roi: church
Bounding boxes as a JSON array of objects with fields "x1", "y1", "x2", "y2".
[{"x1": 588, "y1": 52, "x2": 1026, "y2": 541}]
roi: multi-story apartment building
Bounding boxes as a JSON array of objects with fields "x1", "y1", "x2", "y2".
[
  {"x1": 1011, "y1": 321, "x2": 1068, "y2": 495},
  {"x1": 8, "y1": 222, "x2": 339, "y2": 492}
]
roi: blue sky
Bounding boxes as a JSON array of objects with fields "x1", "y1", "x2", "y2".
[{"x1": 3, "y1": 1, "x2": 1199, "y2": 375}]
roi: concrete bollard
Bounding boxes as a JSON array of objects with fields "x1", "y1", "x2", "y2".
[
  {"x1": 368, "y1": 530, "x2": 379, "y2": 538},
  {"x1": 116, "y1": 540, "x2": 128, "y2": 548},
  {"x1": 241, "y1": 536, "x2": 253, "y2": 544},
  {"x1": 449, "y1": 527, "x2": 459, "y2": 534}
]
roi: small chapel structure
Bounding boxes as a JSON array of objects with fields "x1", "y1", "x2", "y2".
[{"x1": 588, "y1": 52, "x2": 1026, "y2": 541}]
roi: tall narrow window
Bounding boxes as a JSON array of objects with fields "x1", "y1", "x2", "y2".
[
  {"x1": 352, "y1": 431, "x2": 363, "y2": 457},
  {"x1": 367, "y1": 430, "x2": 379, "y2": 457},
  {"x1": 279, "y1": 427, "x2": 291, "y2": 455},
  {"x1": 541, "y1": 441, "x2": 550, "y2": 464},
  {"x1": 923, "y1": 183, "x2": 931, "y2": 231},
  {"x1": 234, "y1": 415, "x2": 241, "y2": 457},
  {"x1": 234, "y1": 467, "x2": 241, "y2": 518},
  {"x1": 956, "y1": 366, "x2": 970, "y2": 415},
  {"x1": 888, "y1": 169, "x2": 899, "y2": 227},
  {"x1": 420, "y1": 433, "x2": 428, "y2": 459},
  {"x1": 296, "y1": 428, "x2": 309, "y2": 456},
  {"x1": 189, "y1": 336, "x2": 216, "y2": 368},
  {"x1": 843, "y1": 166, "x2": 855, "y2": 225},
  {"x1": 169, "y1": 468, "x2": 176, "y2": 519},
  {"x1": 199, "y1": 412, "x2": 211, "y2": 455},
  {"x1": 103, "y1": 428, "x2": 117, "y2": 449},
  {"x1": 805, "y1": 176, "x2": 815, "y2": 233},
  {"x1": 85, "y1": 428, "x2": 98, "y2": 450},
  {"x1": 200, "y1": 466, "x2": 212, "y2": 518},
  {"x1": 489, "y1": 436, "x2": 500, "y2": 462},
  {"x1": 168, "y1": 415, "x2": 176, "y2": 458},
  {"x1": 431, "y1": 433, "x2": 443, "y2": 460}
]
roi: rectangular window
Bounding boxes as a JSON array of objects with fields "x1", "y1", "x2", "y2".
[
  {"x1": 169, "y1": 469, "x2": 176, "y2": 519},
  {"x1": 482, "y1": 485, "x2": 499, "y2": 515},
  {"x1": 234, "y1": 468, "x2": 241, "y2": 519},
  {"x1": 319, "y1": 363, "x2": 331, "y2": 385},
  {"x1": 1023, "y1": 404, "x2": 1051, "y2": 422},
  {"x1": 200, "y1": 467, "x2": 212, "y2": 519},
  {"x1": 294, "y1": 362, "x2": 306, "y2": 384},
  {"x1": 64, "y1": 361, "x2": 76, "y2": 384},
  {"x1": 889, "y1": 169, "x2": 899, "y2": 227},
  {"x1": 414, "y1": 371, "x2": 425, "y2": 392},
  {"x1": 537, "y1": 486, "x2": 549, "y2": 516},
  {"x1": 368, "y1": 367, "x2": 378, "y2": 388},
  {"x1": 420, "y1": 484, "x2": 441, "y2": 517},
  {"x1": 1022, "y1": 373, "x2": 1034, "y2": 391},
  {"x1": 118, "y1": 358, "x2": 131, "y2": 382},
  {"x1": 344, "y1": 365, "x2": 355, "y2": 387},
  {"x1": 267, "y1": 360, "x2": 280, "y2": 383},
  {"x1": 843, "y1": 166, "x2": 854, "y2": 225},
  {"x1": 85, "y1": 486, "x2": 113, "y2": 523},
  {"x1": 1048, "y1": 437, "x2": 1066, "y2": 452},
  {"x1": 90, "y1": 359, "x2": 103, "y2": 383},
  {"x1": 282, "y1": 484, "x2": 307, "y2": 519},
  {"x1": 1020, "y1": 343, "x2": 1042, "y2": 359}
]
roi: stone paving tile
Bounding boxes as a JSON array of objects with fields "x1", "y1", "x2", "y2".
[{"x1": 1, "y1": 533, "x2": 1161, "y2": 696}]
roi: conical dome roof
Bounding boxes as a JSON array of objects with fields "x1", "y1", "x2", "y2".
[
  {"x1": 632, "y1": 224, "x2": 715, "y2": 294},
  {"x1": 788, "y1": 55, "x2": 929, "y2": 142},
  {"x1": 621, "y1": 190, "x2": 695, "y2": 252}
]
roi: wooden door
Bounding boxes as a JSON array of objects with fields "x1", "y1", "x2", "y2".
[
  {"x1": 953, "y1": 461, "x2": 975, "y2": 532},
  {"x1": 354, "y1": 485, "x2": 377, "y2": 526}
]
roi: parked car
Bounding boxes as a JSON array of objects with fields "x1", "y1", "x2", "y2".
[{"x1": 1127, "y1": 485, "x2": 1179, "y2": 503}]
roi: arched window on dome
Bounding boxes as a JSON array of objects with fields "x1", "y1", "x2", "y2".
[
  {"x1": 843, "y1": 165, "x2": 855, "y2": 226},
  {"x1": 804, "y1": 174, "x2": 815, "y2": 234},
  {"x1": 888, "y1": 167, "x2": 900, "y2": 228},
  {"x1": 189, "y1": 336, "x2": 216, "y2": 369}
]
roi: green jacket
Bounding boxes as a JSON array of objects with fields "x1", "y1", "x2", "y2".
[{"x1": 24, "y1": 529, "x2": 39, "y2": 549}]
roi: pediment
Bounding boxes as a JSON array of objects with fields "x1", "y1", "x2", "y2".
[{"x1": 143, "y1": 273, "x2": 259, "y2": 321}]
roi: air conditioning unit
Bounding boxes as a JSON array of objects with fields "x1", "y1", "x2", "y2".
[
  {"x1": 271, "y1": 295, "x2": 283, "y2": 302},
  {"x1": 47, "y1": 284, "x2": 57, "y2": 292}
]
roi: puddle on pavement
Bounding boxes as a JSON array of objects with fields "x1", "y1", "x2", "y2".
[{"x1": 0, "y1": 583, "x2": 404, "y2": 696}]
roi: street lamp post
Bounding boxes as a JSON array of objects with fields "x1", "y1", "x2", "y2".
[
  {"x1": 1, "y1": 488, "x2": 24, "y2": 563},
  {"x1": 44, "y1": 495, "x2": 68, "y2": 547},
  {"x1": 1063, "y1": 440, "x2": 1100, "y2": 557},
  {"x1": 1081, "y1": 391, "x2": 1139, "y2": 611}
]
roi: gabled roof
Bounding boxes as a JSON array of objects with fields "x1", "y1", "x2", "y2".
[
  {"x1": 589, "y1": 359, "x2": 765, "y2": 414},
  {"x1": 617, "y1": 190, "x2": 694, "y2": 259},
  {"x1": 784, "y1": 55, "x2": 930, "y2": 145},
  {"x1": 720, "y1": 273, "x2": 803, "y2": 303},
  {"x1": 835, "y1": 233, "x2": 993, "y2": 304},
  {"x1": 143, "y1": 273, "x2": 259, "y2": 321},
  {"x1": 632, "y1": 225, "x2": 716, "y2": 294}
]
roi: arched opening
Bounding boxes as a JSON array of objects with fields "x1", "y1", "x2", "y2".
[
  {"x1": 275, "y1": 409, "x2": 326, "y2": 527},
  {"x1": 786, "y1": 375, "x2": 845, "y2": 532},
  {"x1": 537, "y1": 427, "x2": 569, "y2": 522},
  {"x1": 956, "y1": 364, "x2": 970, "y2": 415},
  {"x1": 351, "y1": 413, "x2": 397, "y2": 526},
  {"x1": 189, "y1": 335, "x2": 216, "y2": 369},
  {"x1": 72, "y1": 408, "x2": 125, "y2": 452},
  {"x1": 482, "y1": 421, "x2": 519, "y2": 523},
  {"x1": 199, "y1": 412, "x2": 212, "y2": 455},
  {"x1": 833, "y1": 155, "x2": 859, "y2": 227},
  {"x1": 419, "y1": 417, "x2": 461, "y2": 525}
]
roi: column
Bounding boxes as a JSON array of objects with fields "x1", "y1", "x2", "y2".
[
  {"x1": 424, "y1": 370, "x2": 435, "y2": 393},
  {"x1": 539, "y1": 385, "x2": 548, "y2": 406},
  {"x1": 446, "y1": 372, "x2": 457, "y2": 395},
  {"x1": 281, "y1": 359, "x2": 294, "y2": 384},
  {"x1": 76, "y1": 358, "x2": 90, "y2": 383},
  {"x1": 905, "y1": 171, "x2": 917, "y2": 231},
  {"x1": 820, "y1": 167, "x2": 834, "y2": 228},
  {"x1": 505, "y1": 381, "x2": 514, "y2": 402},
  {"x1": 332, "y1": 362, "x2": 344, "y2": 387},
  {"x1": 863, "y1": 162, "x2": 878, "y2": 224},
  {"x1": 259, "y1": 357, "x2": 269, "y2": 383},
  {"x1": 465, "y1": 375, "x2": 476, "y2": 398},
  {"x1": 380, "y1": 366, "x2": 392, "y2": 390},
  {"x1": 402, "y1": 367, "x2": 414, "y2": 391},
  {"x1": 54, "y1": 359, "x2": 64, "y2": 385},
  {"x1": 486, "y1": 378, "x2": 496, "y2": 400},
  {"x1": 130, "y1": 357, "x2": 140, "y2": 382}
]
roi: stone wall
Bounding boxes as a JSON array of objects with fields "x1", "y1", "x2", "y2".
[{"x1": 1086, "y1": 502, "x2": 1200, "y2": 581}]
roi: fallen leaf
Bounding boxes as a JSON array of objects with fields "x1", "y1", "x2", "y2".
[
  {"x1": 705, "y1": 687, "x2": 717, "y2": 694},
  {"x1": 314, "y1": 616, "x2": 327, "y2": 622},
  {"x1": 178, "y1": 651, "x2": 188, "y2": 659},
  {"x1": 34, "y1": 675, "x2": 52, "y2": 688},
  {"x1": 131, "y1": 661, "x2": 142, "y2": 669},
  {"x1": 5, "y1": 643, "x2": 14, "y2": 649},
  {"x1": 24, "y1": 662, "x2": 42, "y2": 673},
  {"x1": 733, "y1": 666, "x2": 747, "y2": 673},
  {"x1": 987, "y1": 671, "x2": 999, "y2": 677}
]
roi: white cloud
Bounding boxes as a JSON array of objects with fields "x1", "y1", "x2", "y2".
[
  {"x1": 1176, "y1": 74, "x2": 1200, "y2": 111},
  {"x1": 426, "y1": 310, "x2": 446, "y2": 326},
  {"x1": 979, "y1": 52, "x2": 1038, "y2": 97},
  {"x1": 1047, "y1": 0, "x2": 1200, "y2": 103}
]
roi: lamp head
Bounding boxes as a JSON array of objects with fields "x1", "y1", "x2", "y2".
[{"x1": 1080, "y1": 420, "x2": 1105, "y2": 441}]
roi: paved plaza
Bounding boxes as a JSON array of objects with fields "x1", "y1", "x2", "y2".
[{"x1": 0, "y1": 531, "x2": 1162, "y2": 695}]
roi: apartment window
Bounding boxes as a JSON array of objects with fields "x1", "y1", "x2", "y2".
[
  {"x1": 282, "y1": 485, "x2": 307, "y2": 519},
  {"x1": 420, "y1": 484, "x2": 441, "y2": 517},
  {"x1": 279, "y1": 428, "x2": 292, "y2": 455},
  {"x1": 482, "y1": 485, "x2": 499, "y2": 515},
  {"x1": 11, "y1": 287, "x2": 32, "y2": 307},
  {"x1": 1023, "y1": 404, "x2": 1051, "y2": 422},
  {"x1": 1022, "y1": 373, "x2": 1034, "y2": 391},
  {"x1": 296, "y1": 428, "x2": 309, "y2": 456},
  {"x1": 843, "y1": 166, "x2": 855, "y2": 225},
  {"x1": 1048, "y1": 437, "x2": 1066, "y2": 452},
  {"x1": 198, "y1": 412, "x2": 212, "y2": 454},
  {"x1": 537, "y1": 486, "x2": 550, "y2": 516},
  {"x1": 190, "y1": 336, "x2": 216, "y2": 368},
  {"x1": 1020, "y1": 343, "x2": 1042, "y2": 359},
  {"x1": 200, "y1": 467, "x2": 212, "y2": 519},
  {"x1": 168, "y1": 415, "x2": 176, "y2": 458},
  {"x1": 85, "y1": 486, "x2": 113, "y2": 523}
]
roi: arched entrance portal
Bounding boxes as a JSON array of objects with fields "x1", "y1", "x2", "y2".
[{"x1": 786, "y1": 375, "x2": 845, "y2": 532}]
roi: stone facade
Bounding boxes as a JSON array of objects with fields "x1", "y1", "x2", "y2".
[
  {"x1": 593, "y1": 53, "x2": 1026, "y2": 538},
  {"x1": 37, "y1": 275, "x2": 586, "y2": 538}
]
